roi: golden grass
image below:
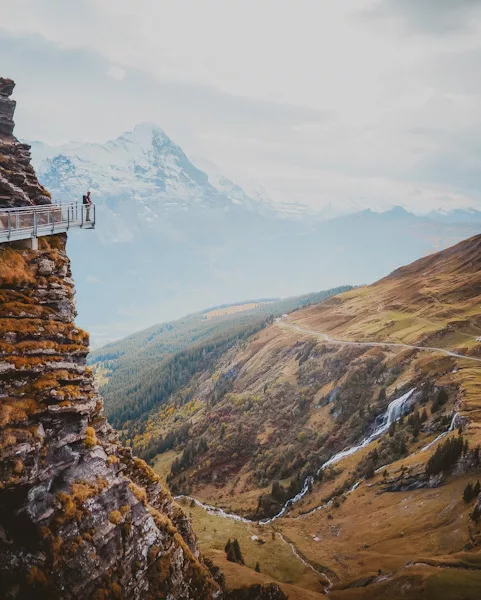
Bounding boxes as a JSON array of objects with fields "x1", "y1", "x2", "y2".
[
  {"x1": 0, "y1": 247, "x2": 36, "y2": 286},
  {"x1": 282, "y1": 470, "x2": 477, "y2": 588},
  {"x1": 109, "y1": 510, "x2": 123, "y2": 525},
  {"x1": 152, "y1": 449, "x2": 180, "y2": 485},
  {"x1": 129, "y1": 482, "x2": 147, "y2": 505},
  {"x1": 204, "y1": 302, "x2": 273, "y2": 320},
  {"x1": 84, "y1": 426, "x2": 98, "y2": 448},
  {"x1": 177, "y1": 500, "x2": 327, "y2": 597}
]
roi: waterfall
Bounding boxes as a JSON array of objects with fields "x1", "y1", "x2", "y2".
[
  {"x1": 320, "y1": 388, "x2": 416, "y2": 470},
  {"x1": 420, "y1": 412, "x2": 459, "y2": 452},
  {"x1": 262, "y1": 388, "x2": 416, "y2": 524},
  {"x1": 259, "y1": 476, "x2": 314, "y2": 525},
  {"x1": 177, "y1": 389, "x2": 416, "y2": 526}
]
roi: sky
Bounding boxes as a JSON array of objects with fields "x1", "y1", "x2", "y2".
[{"x1": 2, "y1": 0, "x2": 481, "y2": 213}]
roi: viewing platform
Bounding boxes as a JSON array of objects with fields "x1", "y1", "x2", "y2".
[{"x1": 0, "y1": 202, "x2": 95, "y2": 249}]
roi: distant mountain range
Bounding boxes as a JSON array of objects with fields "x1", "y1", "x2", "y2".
[{"x1": 29, "y1": 124, "x2": 481, "y2": 346}]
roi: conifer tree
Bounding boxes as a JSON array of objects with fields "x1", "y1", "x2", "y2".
[
  {"x1": 255, "y1": 562, "x2": 261, "y2": 573},
  {"x1": 464, "y1": 482, "x2": 474, "y2": 503},
  {"x1": 232, "y1": 538, "x2": 244, "y2": 564},
  {"x1": 226, "y1": 545, "x2": 237, "y2": 563}
]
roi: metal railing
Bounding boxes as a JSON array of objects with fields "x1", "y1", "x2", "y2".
[{"x1": 0, "y1": 202, "x2": 95, "y2": 243}]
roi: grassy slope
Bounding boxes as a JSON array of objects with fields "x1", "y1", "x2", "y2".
[
  {"x1": 149, "y1": 234, "x2": 481, "y2": 598},
  {"x1": 90, "y1": 286, "x2": 351, "y2": 426}
]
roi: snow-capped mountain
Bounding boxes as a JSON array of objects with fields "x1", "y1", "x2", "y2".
[
  {"x1": 427, "y1": 208, "x2": 481, "y2": 224},
  {"x1": 30, "y1": 124, "x2": 277, "y2": 217},
  {"x1": 28, "y1": 125, "x2": 481, "y2": 347}
]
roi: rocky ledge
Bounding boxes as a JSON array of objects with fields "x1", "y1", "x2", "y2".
[{"x1": 0, "y1": 78, "x2": 222, "y2": 599}]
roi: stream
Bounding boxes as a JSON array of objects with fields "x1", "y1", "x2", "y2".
[
  {"x1": 172, "y1": 387, "x2": 469, "y2": 597},
  {"x1": 176, "y1": 388, "x2": 417, "y2": 526}
]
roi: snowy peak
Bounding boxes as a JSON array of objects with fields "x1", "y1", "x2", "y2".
[
  {"x1": 30, "y1": 123, "x2": 222, "y2": 208},
  {"x1": 29, "y1": 123, "x2": 284, "y2": 217},
  {"x1": 428, "y1": 207, "x2": 481, "y2": 223}
]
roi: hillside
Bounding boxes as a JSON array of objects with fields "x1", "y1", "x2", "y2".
[
  {"x1": 145, "y1": 234, "x2": 481, "y2": 598},
  {"x1": 90, "y1": 287, "x2": 351, "y2": 433}
]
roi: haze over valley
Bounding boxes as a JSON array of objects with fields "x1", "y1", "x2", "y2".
[{"x1": 28, "y1": 126, "x2": 481, "y2": 346}]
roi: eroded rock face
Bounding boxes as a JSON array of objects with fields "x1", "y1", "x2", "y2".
[
  {"x1": 0, "y1": 78, "x2": 51, "y2": 208},
  {"x1": 0, "y1": 78, "x2": 16, "y2": 136},
  {"x1": 0, "y1": 80, "x2": 221, "y2": 599}
]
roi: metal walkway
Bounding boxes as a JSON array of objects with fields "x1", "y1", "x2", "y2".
[{"x1": 0, "y1": 202, "x2": 95, "y2": 246}]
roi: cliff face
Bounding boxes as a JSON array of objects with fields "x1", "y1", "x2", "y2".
[{"x1": 0, "y1": 78, "x2": 221, "y2": 599}]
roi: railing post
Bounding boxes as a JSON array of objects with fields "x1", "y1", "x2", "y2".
[
  {"x1": 7, "y1": 212, "x2": 11, "y2": 239},
  {"x1": 33, "y1": 211, "x2": 37, "y2": 238},
  {"x1": 67, "y1": 205, "x2": 70, "y2": 229},
  {"x1": 81, "y1": 203, "x2": 84, "y2": 228}
]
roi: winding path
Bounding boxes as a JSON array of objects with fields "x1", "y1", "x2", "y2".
[{"x1": 278, "y1": 322, "x2": 481, "y2": 364}]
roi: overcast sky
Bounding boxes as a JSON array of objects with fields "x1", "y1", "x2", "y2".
[{"x1": 2, "y1": 0, "x2": 481, "y2": 213}]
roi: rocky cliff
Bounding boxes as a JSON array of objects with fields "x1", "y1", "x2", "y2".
[{"x1": 0, "y1": 78, "x2": 223, "y2": 599}]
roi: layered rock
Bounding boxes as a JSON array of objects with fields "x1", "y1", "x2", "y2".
[
  {"x1": 0, "y1": 78, "x2": 15, "y2": 136},
  {"x1": 0, "y1": 78, "x2": 51, "y2": 208},
  {"x1": 0, "y1": 79, "x2": 221, "y2": 599}
]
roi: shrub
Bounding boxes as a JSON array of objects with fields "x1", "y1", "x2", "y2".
[
  {"x1": 109, "y1": 510, "x2": 123, "y2": 525},
  {"x1": 84, "y1": 426, "x2": 97, "y2": 448},
  {"x1": 471, "y1": 504, "x2": 481, "y2": 523},
  {"x1": 364, "y1": 459, "x2": 375, "y2": 479},
  {"x1": 129, "y1": 482, "x2": 147, "y2": 504},
  {"x1": 232, "y1": 538, "x2": 244, "y2": 564},
  {"x1": 464, "y1": 482, "x2": 475, "y2": 503},
  {"x1": 465, "y1": 481, "x2": 481, "y2": 503}
]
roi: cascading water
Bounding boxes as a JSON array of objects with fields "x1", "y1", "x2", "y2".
[
  {"x1": 420, "y1": 412, "x2": 459, "y2": 452},
  {"x1": 259, "y1": 476, "x2": 315, "y2": 525},
  {"x1": 320, "y1": 388, "x2": 416, "y2": 470},
  {"x1": 176, "y1": 389, "x2": 417, "y2": 526},
  {"x1": 259, "y1": 388, "x2": 416, "y2": 524}
]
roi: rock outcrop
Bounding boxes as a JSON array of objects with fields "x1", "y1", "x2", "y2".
[
  {"x1": 0, "y1": 78, "x2": 51, "y2": 208},
  {"x1": 0, "y1": 79, "x2": 221, "y2": 599},
  {"x1": 0, "y1": 78, "x2": 15, "y2": 136}
]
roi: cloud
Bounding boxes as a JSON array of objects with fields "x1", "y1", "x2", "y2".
[
  {"x1": 106, "y1": 65, "x2": 125, "y2": 81},
  {"x1": 362, "y1": 0, "x2": 481, "y2": 34},
  {"x1": 2, "y1": 1, "x2": 481, "y2": 215}
]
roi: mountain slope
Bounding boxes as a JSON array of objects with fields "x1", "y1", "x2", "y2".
[
  {"x1": 145, "y1": 233, "x2": 481, "y2": 598},
  {"x1": 90, "y1": 287, "x2": 352, "y2": 433}
]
